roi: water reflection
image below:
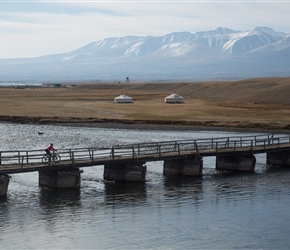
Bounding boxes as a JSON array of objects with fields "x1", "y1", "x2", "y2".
[
  {"x1": 0, "y1": 196, "x2": 9, "y2": 227},
  {"x1": 163, "y1": 176, "x2": 203, "y2": 196},
  {"x1": 0, "y1": 195, "x2": 8, "y2": 203},
  {"x1": 39, "y1": 187, "x2": 81, "y2": 207},
  {"x1": 266, "y1": 163, "x2": 290, "y2": 173},
  {"x1": 163, "y1": 176, "x2": 204, "y2": 210},
  {"x1": 104, "y1": 182, "x2": 147, "y2": 205}
]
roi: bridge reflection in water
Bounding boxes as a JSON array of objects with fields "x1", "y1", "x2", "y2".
[{"x1": 1, "y1": 134, "x2": 290, "y2": 196}]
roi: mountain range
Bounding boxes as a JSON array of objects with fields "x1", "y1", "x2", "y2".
[{"x1": 1, "y1": 26, "x2": 290, "y2": 82}]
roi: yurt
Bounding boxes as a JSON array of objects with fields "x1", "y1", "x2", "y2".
[
  {"x1": 114, "y1": 94, "x2": 133, "y2": 103},
  {"x1": 164, "y1": 93, "x2": 184, "y2": 103}
]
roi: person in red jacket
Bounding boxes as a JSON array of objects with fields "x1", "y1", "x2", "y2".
[{"x1": 45, "y1": 143, "x2": 57, "y2": 156}]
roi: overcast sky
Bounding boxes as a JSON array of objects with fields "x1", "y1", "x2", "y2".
[{"x1": 1, "y1": 0, "x2": 290, "y2": 59}]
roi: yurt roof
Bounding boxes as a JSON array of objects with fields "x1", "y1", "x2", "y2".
[
  {"x1": 115, "y1": 94, "x2": 133, "y2": 99},
  {"x1": 165, "y1": 93, "x2": 184, "y2": 99},
  {"x1": 114, "y1": 94, "x2": 133, "y2": 103}
]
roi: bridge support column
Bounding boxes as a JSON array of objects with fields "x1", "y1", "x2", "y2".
[
  {"x1": 267, "y1": 150, "x2": 290, "y2": 166},
  {"x1": 163, "y1": 157, "x2": 203, "y2": 176},
  {"x1": 104, "y1": 163, "x2": 146, "y2": 182},
  {"x1": 0, "y1": 175, "x2": 10, "y2": 196},
  {"x1": 216, "y1": 154, "x2": 256, "y2": 172},
  {"x1": 39, "y1": 169, "x2": 82, "y2": 189}
]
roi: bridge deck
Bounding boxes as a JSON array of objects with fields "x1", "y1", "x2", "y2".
[{"x1": 1, "y1": 134, "x2": 290, "y2": 174}]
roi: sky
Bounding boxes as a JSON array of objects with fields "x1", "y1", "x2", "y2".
[{"x1": 1, "y1": 0, "x2": 290, "y2": 59}]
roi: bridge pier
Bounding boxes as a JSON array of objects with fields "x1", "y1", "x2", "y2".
[
  {"x1": 267, "y1": 150, "x2": 290, "y2": 166},
  {"x1": 104, "y1": 162, "x2": 146, "y2": 182},
  {"x1": 163, "y1": 157, "x2": 203, "y2": 176},
  {"x1": 216, "y1": 154, "x2": 256, "y2": 172},
  {"x1": 0, "y1": 175, "x2": 10, "y2": 196},
  {"x1": 39, "y1": 169, "x2": 82, "y2": 189}
]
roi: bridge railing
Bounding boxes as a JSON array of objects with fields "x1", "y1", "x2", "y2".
[
  {"x1": 107, "y1": 134, "x2": 290, "y2": 159},
  {"x1": 1, "y1": 134, "x2": 290, "y2": 168},
  {"x1": 0, "y1": 149, "x2": 45, "y2": 166},
  {"x1": 206, "y1": 134, "x2": 290, "y2": 152},
  {"x1": 111, "y1": 140, "x2": 198, "y2": 159}
]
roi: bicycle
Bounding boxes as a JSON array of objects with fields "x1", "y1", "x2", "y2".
[{"x1": 42, "y1": 152, "x2": 61, "y2": 164}]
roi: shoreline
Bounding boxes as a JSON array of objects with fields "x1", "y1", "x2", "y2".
[{"x1": 1, "y1": 115, "x2": 290, "y2": 134}]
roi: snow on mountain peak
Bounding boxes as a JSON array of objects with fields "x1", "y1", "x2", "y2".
[
  {"x1": 254, "y1": 26, "x2": 287, "y2": 39},
  {"x1": 60, "y1": 26, "x2": 290, "y2": 61},
  {"x1": 214, "y1": 27, "x2": 238, "y2": 35}
]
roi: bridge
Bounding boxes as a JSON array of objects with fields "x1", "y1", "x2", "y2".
[{"x1": 1, "y1": 134, "x2": 290, "y2": 195}]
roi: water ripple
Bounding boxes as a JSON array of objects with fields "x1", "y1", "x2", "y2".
[{"x1": 1, "y1": 123, "x2": 290, "y2": 249}]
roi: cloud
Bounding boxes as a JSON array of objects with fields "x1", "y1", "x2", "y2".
[{"x1": 0, "y1": 1, "x2": 290, "y2": 59}]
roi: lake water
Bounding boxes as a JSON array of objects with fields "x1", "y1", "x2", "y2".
[{"x1": 1, "y1": 123, "x2": 290, "y2": 249}]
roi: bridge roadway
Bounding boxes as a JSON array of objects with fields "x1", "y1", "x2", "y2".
[{"x1": 1, "y1": 134, "x2": 290, "y2": 174}]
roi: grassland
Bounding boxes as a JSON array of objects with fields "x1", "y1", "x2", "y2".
[{"x1": 1, "y1": 77, "x2": 290, "y2": 132}]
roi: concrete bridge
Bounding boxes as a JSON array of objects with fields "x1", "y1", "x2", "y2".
[{"x1": 1, "y1": 134, "x2": 290, "y2": 196}]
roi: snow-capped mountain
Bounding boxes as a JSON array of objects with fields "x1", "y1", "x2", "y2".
[
  {"x1": 59, "y1": 26, "x2": 287, "y2": 60},
  {"x1": 0, "y1": 27, "x2": 289, "y2": 82}
]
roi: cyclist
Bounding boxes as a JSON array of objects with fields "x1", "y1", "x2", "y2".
[{"x1": 45, "y1": 143, "x2": 57, "y2": 156}]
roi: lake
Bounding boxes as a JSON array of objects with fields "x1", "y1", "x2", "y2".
[{"x1": 1, "y1": 123, "x2": 290, "y2": 249}]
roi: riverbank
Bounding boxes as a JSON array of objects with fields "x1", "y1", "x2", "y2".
[
  {"x1": 1, "y1": 116, "x2": 290, "y2": 135},
  {"x1": 1, "y1": 77, "x2": 290, "y2": 133}
]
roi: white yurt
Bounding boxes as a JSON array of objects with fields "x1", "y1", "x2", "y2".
[
  {"x1": 164, "y1": 93, "x2": 184, "y2": 103},
  {"x1": 114, "y1": 94, "x2": 133, "y2": 103}
]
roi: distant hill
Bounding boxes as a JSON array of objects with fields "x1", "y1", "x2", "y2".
[{"x1": 0, "y1": 27, "x2": 290, "y2": 82}]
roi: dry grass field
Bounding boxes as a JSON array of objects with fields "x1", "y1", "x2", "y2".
[{"x1": 1, "y1": 77, "x2": 290, "y2": 131}]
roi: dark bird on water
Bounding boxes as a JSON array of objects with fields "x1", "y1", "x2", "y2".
[{"x1": 38, "y1": 132, "x2": 44, "y2": 135}]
